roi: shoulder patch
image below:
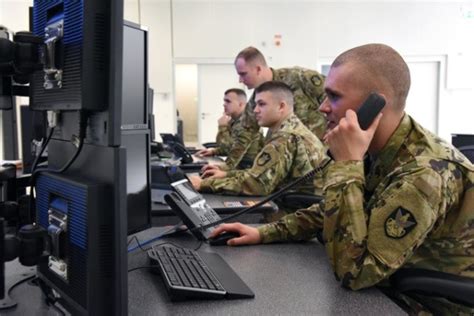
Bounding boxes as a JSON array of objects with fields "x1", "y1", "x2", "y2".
[
  {"x1": 257, "y1": 152, "x2": 272, "y2": 166},
  {"x1": 311, "y1": 75, "x2": 322, "y2": 86},
  {"x1": 384, "y1": 207, "x2": 417, "y2": 239}
]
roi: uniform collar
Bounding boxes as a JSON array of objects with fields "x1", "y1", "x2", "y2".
[
  {"x1": 368, "y1": 113, "x2": 412, "y2": 176},
  {"x1": 269, "y1": 113, "x2": 299, "y2": 135}
]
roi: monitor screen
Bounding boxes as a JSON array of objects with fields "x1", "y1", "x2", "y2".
[
  {"x1": 122, "y1": 22, "x2": 148, "y2": 129},
  {"x1": 122, "y1": 131, "x2": 151, "y2": 234},
  {"x1": 452, "y1": 134, "x2": 474, "y2": 149}
]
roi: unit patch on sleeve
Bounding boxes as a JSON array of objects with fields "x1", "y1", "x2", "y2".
[
  {"x1": 257, "y1": 152, "x2": 272, "y2": 166},
  {"x1": 384, "y1": 207, "x2": 417, "y2": 239}
]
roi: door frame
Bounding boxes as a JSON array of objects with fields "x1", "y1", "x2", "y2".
[{"x1": 173, "y1": 57, "x2": 237, "y2": 146}]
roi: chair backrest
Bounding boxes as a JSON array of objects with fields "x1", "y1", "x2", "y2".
[
  {"x1": 390, "y1": 268, "x2": 474, "y2": 307},
  {"x1": 458, "y1": 145, "x2": 474, "y2": 163}
]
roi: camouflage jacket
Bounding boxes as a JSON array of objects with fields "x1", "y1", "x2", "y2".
[
  {"x1": 258, "y1": 114, "x2": 474, "y2": 292},
  {"x1": 214, "y1": 114, "x2": 264, "y2": 170},
  {"x1": 200, "y1": 113, "x2": 328, "y2": 196}
]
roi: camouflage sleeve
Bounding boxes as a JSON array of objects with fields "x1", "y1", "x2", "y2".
[
  {"x1": 323, "y1": 160, "x2": 445, "y2": 290},
  {"x1": 297, "y1": 69, "x2": 327, "y2": 140},
  {"x1": 224, "y1": 127, "x2": 262, "y2": 169},
  {"x1": 200, "y1": 140, "x2": 294, "y2": 195},
  {"x1": 299, "y1": 68, "x2": 326, "y2": 106},
  {"x1": 257, "y1": 202, "x2": 324, "y2": 243},
  {"x1": 214, "y1": 126, "x2": 232, "y2": 156}
]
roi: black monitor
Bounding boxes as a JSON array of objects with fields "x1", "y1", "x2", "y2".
[
  {"x1": 121, "y1": 21, "x2": 151, "y2": 234},
  {"x1": 452, "y1": 134, "x2": 474, "y2": 149},
  {"x1": 31, "y1": 0, "x2": 127, "y2": 314},
  {"x1": 122, "y1": 21, "x2": 148, "y2": 130},
  {"x1": 123, "y1": 131, "x2": 151, "y2": 234}
]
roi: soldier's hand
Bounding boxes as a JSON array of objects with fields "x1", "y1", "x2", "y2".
[
  {"x1": 188, "y1": 175, "x2": 202, "y2": 190},
  {"x1": 195, "y1": 148, "x2": 216, "y2": 157},
  {"x1": 201, "y1": 164, "x2": 220, "y2": 173},
  {"x1": 324, "y1": 109, "x2": 383, "y2": 161},
  {"x1": 201, "y1": 169, "x2": 227, "y2": 179},
  {"x1": 209, "y1": 223, "x2": 261, "y2": 246},
  {"x1": 218, "y1": 114, "x2": 231, "y2": 127}
]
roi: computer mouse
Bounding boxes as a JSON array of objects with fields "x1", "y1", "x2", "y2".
[{"x1": 208, "y1": 232, "x2": 240, "y2": 246}]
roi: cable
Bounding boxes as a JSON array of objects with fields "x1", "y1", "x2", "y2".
[
  {"x1": 128, "y1": 265, "x2": 156, "y2": 273},
  {"x1": 127, "y1": 223, "x2": 185, "y2": 253},
  {"x1": 193, "y1": 240, "x2": 204, "y2": 251},
  {"x1": 30, "y1": 126, "x2": 55, "y2": 173},
  {"x1": 27, "y1": 111, "x2": 89, "y2": 222}
]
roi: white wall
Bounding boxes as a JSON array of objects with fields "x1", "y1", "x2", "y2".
[
  {"x1": 1, "y1": 0, "x2": 473, "y2": 154},
  {"x1": 162, "y1": 0, "x2": 474, "y2": 142}
]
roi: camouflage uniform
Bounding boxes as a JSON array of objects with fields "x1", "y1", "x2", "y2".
[
  {"x1": 213, "y1": 114, "x2": 264, "y2": 170},
  {"x1": 200, "y1": 113, "x2": 328, "y2": 196},
  {"x1": 258, "y1": 114, "x2": 474, "y2": 314},
  {"x1": 219, "y1": 67, "x2": 327, "y2": 161}
]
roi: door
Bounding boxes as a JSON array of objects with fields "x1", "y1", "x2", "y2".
[
  {"x1": 197, "y1": 64, "x2": 244, "y2": 145},
  {"x1": 405, "y1": 60, "x2": 440, "y2": 134}
]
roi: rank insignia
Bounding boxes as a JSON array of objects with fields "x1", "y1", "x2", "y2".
[
  {"x1": 385, "y1": 207, "x2": 417, "y2": 239},
  {"x1": 257, "y1": 152, "x2": 272, "y2": 166}
]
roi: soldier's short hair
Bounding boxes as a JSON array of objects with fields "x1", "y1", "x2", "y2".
[
  {"x1": 332, "y1": 43, "x2": 410, "y2": 110},
  {"x1": 254, "y1": 81, "x2": 294, "y2": 108},
  {"x1": 224, "y1": 88, "x2": 247, "y2": 102},
  {"x1": 234, "y1": 46, "x2": 267, "y2": 67}
]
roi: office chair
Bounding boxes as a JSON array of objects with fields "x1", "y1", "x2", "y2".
[
  {"x1": 389, "y1": 268, "x2": 474, "y2": 308},
  {"x1": 458, "y1": 145, "x2": 474, "y2": 163},
  {"x1": 276, "y1": 192, "x2": 323, "y2": 210}
]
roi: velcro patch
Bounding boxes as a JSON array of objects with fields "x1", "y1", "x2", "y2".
[
  {"x1": 384, "y1": 207, "x2": 417, "y2": 239},
  {"x1": 257, "y1": 152, "x2": 272, "y2": 166}
]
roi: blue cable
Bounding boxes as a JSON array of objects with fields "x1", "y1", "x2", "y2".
[{"x1": 127, "y1": 224, "x2": 184, "y2": 253}]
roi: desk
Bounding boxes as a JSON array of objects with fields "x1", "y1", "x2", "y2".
[
  {"x1": 127, "y1": 227, "x2": 403, "y2": 315},
  {"x1": 3, "y1": 227, "x2": 403, "y2": 315}
]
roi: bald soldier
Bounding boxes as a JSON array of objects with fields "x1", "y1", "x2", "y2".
[
  {"x1": 210, "y1": 44, "x2": 474, "y2": 314},
  {"x1": 196, "y1": 88, "x2": 263, "y2": 170},
  {"x1": 189, "y1": 81, "x2": 328, "y2": 199}
]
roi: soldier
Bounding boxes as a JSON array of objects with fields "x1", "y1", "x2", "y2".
[
  {"x1": 234, "y1": 47, "x2": 327, "y2": 140},
  {"x1": 210, "y1": 44, "x2": 474, "y2": 314},
  {"x1": 188, "y1": 81, "x2": 328, "y2": 200},
  {"x1": 195, "y1": 88, "x2": 263, "y2": 170},
  {"x1": 216, "y1": 47, "x2": 327, "y2": 167}
]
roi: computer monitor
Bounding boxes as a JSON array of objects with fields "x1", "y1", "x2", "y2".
[
  {"x1": 123, "y1": 131, "x2": 151, "y2": 234},
  {"x1": 31, "y1": 0, "x2": 127, "y2": 314},
  {"x1": 122, "y1": 21, "x2": 148, "y2": 130},
  {"x1": 121, "y1": 21, "x2": 152, "y2": 234},
  {"x1": 452, "y1": 134, "x2": 474, "y2": 149}
]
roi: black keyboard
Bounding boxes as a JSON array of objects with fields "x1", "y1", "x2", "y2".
[{"x1": 148, "y1": 245, "x2": 254, "y2": 301}]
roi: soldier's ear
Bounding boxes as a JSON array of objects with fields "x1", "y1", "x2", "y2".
[{"x1": 279, "y1": 101, "x2": 286, "y2": 111}]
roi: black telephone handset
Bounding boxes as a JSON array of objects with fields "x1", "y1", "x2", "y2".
[
  {"x1": 357, "y1": 92, "x2": 386, "y2": 130},
  {"x1": 164, "y1": 179, "x2": 222, "y2": 240},
  {"x1": 171, "y1": 142, "x2": 194, "y2": 164}
]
